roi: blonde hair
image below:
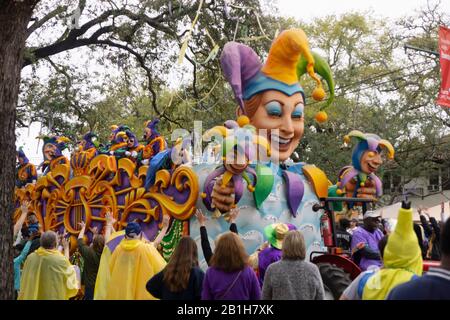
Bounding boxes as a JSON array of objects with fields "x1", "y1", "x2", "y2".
[{"x1": 282, "y1": 230, "x2": 306, "y2": 260}]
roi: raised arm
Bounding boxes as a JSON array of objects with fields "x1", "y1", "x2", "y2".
[
  {"x1": 104, "y1": 209, "x2": 116, "y2": 242},
  {"x1": 62, "y1": 232, "x2": 70, "y2": 260},
  {"x1": 153, "y1": 214, "x2": 170, "y2": 248},
  {"x1": 14, "y1": 201, "x2": 30, "y2": 238},
  {"x1": 228, "y1": 207, "x2": 239, "y2": 234},
  {"x1": 196, "y1": 208, "x2": 213, "y2": 266}
]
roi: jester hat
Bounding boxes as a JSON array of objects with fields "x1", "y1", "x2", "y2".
[
  {"x1": 125, "y1": 130, "x2": 139, "y2": 148},
  {"x1": 17, "y1": 147, "x2": 29, "y2": 164},
  {"x1": 220, "y1": 28, "x2": 334, "y2": 117},
  {"x1": 38, "y1": 135, "x2": 70, "y2": 158},
  {"x1": 82, "y1": 132, "x2": 99, "y2": 150},
  {"x1": 144, "y1": 118, "x2": 161, "y2": 137},
  {"x1": 344, "y1": 130, "x2": 395, "y2": 171}
]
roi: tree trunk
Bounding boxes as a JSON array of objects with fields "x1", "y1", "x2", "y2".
[{"x1": 0, "y1": 0, "x2": 36, "y2": 300}]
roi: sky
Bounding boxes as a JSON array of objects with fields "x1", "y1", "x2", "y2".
[
  {"x1": 16, "y1": 0, "x2": 449, "y2": 166},
  {"x1": 275, "y1": 0, "x2": 450, "y2": 22}
]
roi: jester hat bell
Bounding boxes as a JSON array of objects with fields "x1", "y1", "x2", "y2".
[{"x1": 220, "y1": 28, "x2": 329, "y2": 114}]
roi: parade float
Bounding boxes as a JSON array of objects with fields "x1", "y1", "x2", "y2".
[{"x1": 14, "y1": 28, "x2": 397, "y2": 299}]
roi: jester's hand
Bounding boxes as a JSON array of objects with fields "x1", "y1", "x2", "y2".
[
  {"x1": 345, "y1": 179, "x2": 377, "y2": 200},
  {"x1": 211, "y1": 177, "x2": 235, "y2": 213},
  {"x1": 141, "y1": 159, "x2": 149, "y2": 165}
]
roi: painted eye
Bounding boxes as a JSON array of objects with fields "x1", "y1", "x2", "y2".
[
  {"x1": 368, "y1": 151, "x2": 375, "y2": 157},
  {"x1": 265, "y1": 101, "x2": 282, "y2": 117},
  {"x1": 292, "y1": 103, "x2": 304, "y2": 118}
]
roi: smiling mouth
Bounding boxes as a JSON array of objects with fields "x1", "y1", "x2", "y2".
[
  {"x1": 367, "y1": 163, "x2": 378, "y2": 172},
  {"x1": 270, "y1": 135, "x2": 293, "y2": 151}
]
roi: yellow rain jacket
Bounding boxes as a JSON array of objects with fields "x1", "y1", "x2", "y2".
[
  {"x1": 95, "y1": 231, "x2": 166, "y2": 300},
  {"x1": 94, "y1": 230, "x2": 125, "y2": 300},
  {"x1": 362, "y1": 206, "x2": 423, "y2": 300},
  {"x1": 18, "y1": 247, "x2": 79, "y2": 300}
]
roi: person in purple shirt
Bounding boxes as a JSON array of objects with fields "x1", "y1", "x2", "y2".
[
  {"x1": 202, "y1": 232, "x2": 261, "y2": 300},
  {"x1": 253, "y1": 223, "x2": 297, "y2": 287},
  {"x1": 351, "y1": 210, "x2": 384, "y2": 271}
]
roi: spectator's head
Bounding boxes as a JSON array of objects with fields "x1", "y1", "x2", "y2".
[
  {"x1": 27, "y1": 214, "x2": 38, "y2": 225},
  {"x1": 40, "y1": 231, "x2": 58, "y2": 249},
  {"x1": 28, "y1": 223, "x2": 40, "y2": 237},
  {"x1": 441, "y1": 218, "x2": 450, "y2": 264},
  {"x1": 378, "y1": 235, "x2": 389, "y2": 259},
  {"x1": 14, "y1": 243, "x2": 24, "y2": 258},
  {"x1": 351, "y1": 218, "x2": 359, "y2": 228},
  {"x1": 21, "y1": 226, "x2": 30, "y2": 240},
  {"x1": 210, "y1": 232, "x2": 248, "y2": 273},
  {"x1": 125, "y1": 222, "x2": 142, "y2": 239},
  {"x1": 264, "y1": 223, "x2": 297, "y2": 250},
  {"x1": 163, "y1": 236, "x2": 199, "y2": 292},
  {"x1": 282, "y1": 230, "x2": 306, "y2": 261},
  {"x1": 339, "y1": 218, "x2": 351, "y2": 230},
  {"x1": 363, "y1": 211, "x2": 381, "y2": 232},
  {"x1": 92, "y1": 234, "x2": 105, "y2": 253}
]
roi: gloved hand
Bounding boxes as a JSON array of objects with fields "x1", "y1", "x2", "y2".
[
  {"x1": 131, "y1": 151, "x2": 138, "y2": 158},
  {"x1": 109, "y1": 151, "x2": 114, "y2": 155},
  {"x1": 125, "y1": 151, "x2": 131, "y2": 156},
  {"x1": 141, "y1": 159, "x2": 149, "y2": 165}
]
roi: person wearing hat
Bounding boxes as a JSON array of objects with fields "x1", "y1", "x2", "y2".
[
  {"x1": 139, "y1": 118, "x2": 168, "y2": 166},
  {"x1": 16, "y1": 147, "x2": 37, "y2": 188},
  {"x1": 350, "y1": 210, "x2": 384, "y2": 271},
  {"x1": 102, "y1": 220, "x2": 167, "y2": 300},
  {"x1": 342, "y1": 201, "x2": 423, "y2": 300},
  {"x1": 251, "y1": 222, "x2": 297, "y2": 287}
]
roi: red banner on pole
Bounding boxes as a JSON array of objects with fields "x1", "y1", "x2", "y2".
[{"x1": 437, "y1": 25, "x2": 450, "y2": 108}]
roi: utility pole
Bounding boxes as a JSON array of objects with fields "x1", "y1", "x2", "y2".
[{"x1": 404, "y1": 44, "x2": 440, "y2": 58}]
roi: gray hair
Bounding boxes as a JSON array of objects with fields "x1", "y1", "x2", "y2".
[{"x1": 40, "y1": 231, "x2": 58, "y2": 249}]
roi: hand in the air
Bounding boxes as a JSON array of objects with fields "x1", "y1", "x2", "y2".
[
  {"x1": 211, "y1": 177, "x2": 235, "y2": 213},
  {"x1": 162, "y1": 214, "x2": 170, "y2": 228},
  {"x1": 195, "y1": 208, "x2": 208, "y2": 227}
]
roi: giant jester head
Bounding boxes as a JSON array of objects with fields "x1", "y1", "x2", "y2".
[
  {"x1": 16, "y1": 147, "x2": 29, "y2": 165},
  {"x1": 143, "y1": 118, "x2": 161, "y2": 142},
  {"x1": 220, "y1": 28, "x2": 335, "y2": 162},
  {"x1": 39, "y1": 136, "x2": 70, "y2": 161},
  {"x1": 344, "y1": 130, "x2": 395, "y2": 174}
]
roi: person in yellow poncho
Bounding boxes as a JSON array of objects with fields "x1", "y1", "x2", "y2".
[
  {"x1": 95, "y1": 221, "x2": 167, "y2": 300},
  {"x1": 340, "y1": 201, "x2": 422, "y2": 300},
  {"x1": 18, "y1": 231, "x2": 79, "y2": 300}
]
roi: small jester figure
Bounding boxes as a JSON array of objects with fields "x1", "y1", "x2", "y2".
[
  {"x1": 38, "y1": 136, "x2": 71, "y2": 175},
  {"x1": 200, "y1": 116, "x2": 271, "y2": 218},
  {"x1": 330, "y1": 130, "x2": 395, "y2": 208},
  {"x1": 98, "y1": 125, "x2": 127, "y2": 155},
  {"x1": 139, "y1": 119, "x2": 167, "y2": 166},
  {"x1": 16, "y1": 147, "x2": 37, "y2": 187},
  {"x1": 71, "y1": 132, "x2": 100, "y2": 176}
]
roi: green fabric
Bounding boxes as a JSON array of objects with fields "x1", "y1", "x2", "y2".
[{"x1": 77, "y1": 239, "x2": 101, "y2": 289}]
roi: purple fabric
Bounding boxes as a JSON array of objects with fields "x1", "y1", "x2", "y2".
[
  {"x1": 351, "y1": 227, "x2": 384, "y2": 271},
  {"x1": 201, "y1": 266, "x2": 261, "y2": 300},
  {"x1": 369, "y1": 173, "x2": 383, "y2": 196},
  {"x1": 233, "y1": 174, "x2": 244, "y2": 204},
  {"x1": 366, "y1": 137, "x2": 379, "y2": 152},
  {"x1": 257, "y1": 246, "x2": 282, "y2": 287},
  {"x1": 339, "y1": 167, "x2": 359, "y2": 191},
  {"x1": 282, "y1": 171, "x2": 304, "y2": 217},
  {"x1": 220, "y1": 42, "x2": 262, "y2": 111}
]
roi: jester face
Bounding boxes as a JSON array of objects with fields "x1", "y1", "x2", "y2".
[
  {"x1": 43, "y1": 143, "x2": 58, "y2": 161},
  {"x1": 360, "y1": 150, "x2": 383, "y2": 174},
  {"x1": 224, "y1": 149, "x2": 248, "y2": 175},
  {"x1": 17, "y1": 156, "x2": 24, "y2": 165},
  {"x1": 143, "y1": 127, "x2": 153, "y2": 141},
  {"x1": 249, "y1": 91, "x2": 304, "y2": 162}
]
